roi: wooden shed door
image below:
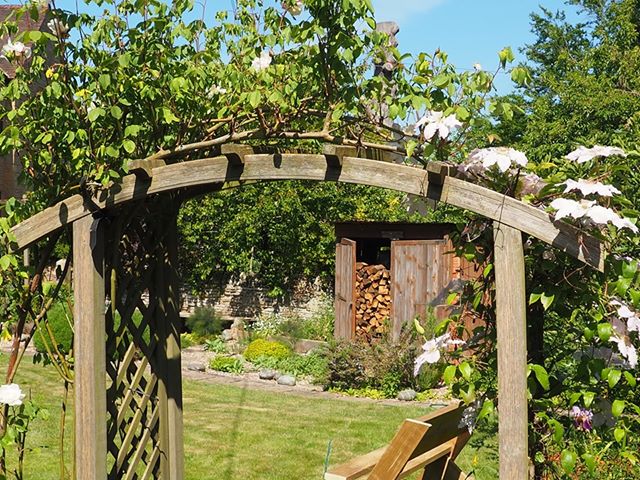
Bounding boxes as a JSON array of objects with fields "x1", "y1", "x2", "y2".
[
  {"x1": 391, "y1": 240, "x2": 452, "y2": 340},
  {"x1": 335, "y1": 238, "x2": 356, "y2": 339}
]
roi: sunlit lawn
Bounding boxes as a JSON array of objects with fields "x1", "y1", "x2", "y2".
[{"x1": 6, "y1": 355, "x2": 497, "y2": 479}]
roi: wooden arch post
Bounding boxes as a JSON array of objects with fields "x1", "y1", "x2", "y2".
[{"x1": 493, "y1": 221, "x2": 528, "y2": 479}]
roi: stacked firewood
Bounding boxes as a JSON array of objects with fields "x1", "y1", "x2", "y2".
[{"x1": 355, "y1": 262, "x2": 392, "y2": 341}]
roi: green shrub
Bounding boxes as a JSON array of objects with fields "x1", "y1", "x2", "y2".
[
  {"x1": 180, "y1": 333, "x2": 198, "y2": 349},
  {"x1": 34, "y1": 302, "x2": 73, "y2": 355},
  {"x1": 270, "y1": 352, "x2": 328, "y2": 381},
  {"x1": 185, "y1": 307, "x2": 224, "y2": 339},
  {"x1": 243, "y1": 338, "x2": 291, "y2": 362},
  {"x1": 319, "y1": 340, "x2": 369, "y2": 391},
  {"x1": 209, "y1": 356, "x2": 244, "y2": 374}
]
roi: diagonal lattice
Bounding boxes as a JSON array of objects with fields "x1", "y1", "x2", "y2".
[{"x1": 103, "y1": 200, "x2": 175, "y2": 480}]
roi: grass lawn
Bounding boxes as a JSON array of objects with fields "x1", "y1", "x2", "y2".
[{"x1": 5, "y1": 356, "x2": 497, "y2": 479}]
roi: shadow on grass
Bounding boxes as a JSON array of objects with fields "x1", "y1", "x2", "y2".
[{"x1": 221, "y1": 381, "x2": 249, "y2": 480}]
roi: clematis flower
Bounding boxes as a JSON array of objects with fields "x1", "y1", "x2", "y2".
[
  {"x1": 569, "y1": 406, "x2": 593, "y2": 431},
  {"x1": 414, "y1": 333, "x2": 465, "y2": 376},
  {"x1": 549, "y1": 199, "x2": 639, "y2": 233},
  {"x1": 415, "y1": 111, "x2": 462, "y2": 141},
  {"x1": 282, "y1": 0, "x2": 303, "y2": 15},
  {"x1": 458, "y1": 400, "x2": 481, "y2": 433},
  {"x1": 251, "y1": 51, "x2": 272, "y2": 72},
  {"x1": 563, "y1": 179, "x2": 621, "y2": 197},
  {"x1": 47, "y1": 18, "x2": 69, "y2": 38},
  {"x1": 519, "y1": 172, "x2": 546, "y2": 197},
  {"x1": 565, "y1": 145, "x2": 626, "y2": 164},
  {"x1": 610, "y1": 334, "x2": 638, "y2": 368},
  {"x1": 0, "y1": 383, "x2": 25, "y2": 406},
  {"x1": 207, "y1": 85, "x2": 227, "y2": 97},
  {"x1": 467, "y1": 147, "x2": 528, "y2": 173},
  {"x1": 1, "y1": 39, "x2": 31, "y2": 60}
]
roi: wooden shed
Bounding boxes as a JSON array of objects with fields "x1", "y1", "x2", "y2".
[{"x1": 334, "y1": 222, "x2": 477, "y2": 341}]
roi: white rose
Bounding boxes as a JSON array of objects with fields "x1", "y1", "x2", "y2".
[{"x1": 0, "y1": 383, "x2": 25, "y2": 406}]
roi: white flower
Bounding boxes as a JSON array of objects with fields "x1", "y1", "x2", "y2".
[
  {"x1": 47, "y1": 18, "x2": 69, "y2": 38},
  {"x1": 458, "y1": 401, "x2": 480, "y2": 433},
  {"x1": 414, "y1": 333, "x2": 465, "y2": 376},
  {"x1": 519, "y1": 172, "x2": 546, "y2": 197},
  {"x1": 467, "y1": 147, "x2": 528, "y2": 173},
  {"x1": 415, "y1": 111, "x2": 462, "y2": 141},
  {"x1": 563, "y1": 179, "x2": 621, "y2": 197},
  {"x1": 251, "y1": 51, "x2": 272, "y2": 72},
  {"x1": 566, "y1": 145, "x2": 627, "y2": 164},
  {"x1": 473, "y1": 63, "x2": 482, "y2": 71},
  {"x1": 1, "y1": 39, "x2": 31, "y2": 60},
  {"x1": 0, "y1": 383, "x2": 25, "y2": 406},
  {"x1": 610, "y1": 299, "x2": 640, "y2": 334},
  {"x1": 549, "y1": 198, "x2": 639, "y2": 233},
  {"x1": 611, "y1": 334, "x2": 638, "y2": 368},
  {"x1": 207, "y1": 85, "x2": 227, "y2": 97},
  {"x1": 282, "y1": 0, "x2": 303, "y2": 15}
]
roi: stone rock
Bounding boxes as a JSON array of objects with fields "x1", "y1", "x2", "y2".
[
  {"x1": 221, "y1": 329, "x2": 234, "y2": 342},
  {"x1": 276, "y1": 375, "x2": 296, "y2": 386},
  {"x1": 397, "y1": 389, "x2": 417, "y2": 401},
  {"x1": 186, "y1": 363, "x2": 206, "y2": 372},
  {"x1": 229, "y1": 319, "x2": 246, "y2": 342},
  {"x1": 259, "y1": 369, "x2": 277, "y2": 380}
]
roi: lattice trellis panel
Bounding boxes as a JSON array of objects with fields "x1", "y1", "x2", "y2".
[{"x1": 102, "y1": 198, "x2": 182, "y2": 480}]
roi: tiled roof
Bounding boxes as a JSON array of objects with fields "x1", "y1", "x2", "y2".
[{"x1": 0, "y1": 5, "x2": 49, "y2": 79}]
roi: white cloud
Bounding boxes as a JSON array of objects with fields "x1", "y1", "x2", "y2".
[{"x1": 371, "y1": 0, "x2": 447, "y2": 23}]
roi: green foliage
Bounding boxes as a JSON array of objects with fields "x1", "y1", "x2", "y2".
[
  {"x1": 319, "y1": 327, "x2": 421, "y2": 397},
  {"x1": 243, "y1": 338, "x2": 291, "y2": 362},
  {"x1": 178, "y1": 183, "x2": 421, "y2": 296},
  {"x1": 204, "y1": 337, "x2": 228, "y2": 354},
  {"x1": 33, "y1": 302, "x2": 73, "y2": 355},
  {"x1": 251, "y1": 351, "x2": 328, "y2": 381},
  {"x1": 209, "y1": 356, "x2": 244, "y2": 374},
  {"x1": 185, "y1": 307, "x2": 224, "y2": 340},
  {"x1": 180, "y1": 333, "x2": 198, "y2": 349}
]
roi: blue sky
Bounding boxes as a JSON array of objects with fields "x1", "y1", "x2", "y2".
[{"x1": 370, "y1": 0, "x2": 581, "y2": 92}]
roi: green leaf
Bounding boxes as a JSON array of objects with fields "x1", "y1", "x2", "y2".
[
  {"x1": 615, "y1": 276, "x2": 632, "y2": 296},
  {"x1": 110, "y1": 105, "x2": 123, "y2": 119},
  {"x1": 529, "y1": 292, "x2": 541, "y2": 305},
  {"x1": 621, "y1": 260, "x2": 638, "y2": 279},
  {"x1": 612, "y1": 399, "x2": 625, "y2": 417},
  {"x1": 87, "y1": 107, "x2": 105, "y2": 123},
  {"x1": 0, "y1": 255, "x2": 11, "y2": 270},
  {"x1": 98, "y1": 74, "x2": 111, "y2": 90},
  {"x1": 42, "y1": 281, "x2": 55, "y2": 296},
  {"x1": 540, "y1": 293, "x2": 554, "y2": 311},
  {"x1": 582, "y1": 453, "x2": 596, "y2": 474},
  {"x1": 248, "y1": 91, "x2": 262, "y2": 108},
  {"x1": 560, "y1": 449, "x2": 577, "y2": 474},
  {"x1": 443, "y1": 365, "x2": 457, "y2": 384},
  {"x1": 118, "y1": 53, "x2": 131, "y2": 67},
  {"x1": 624, "y1": 371, "x2": 636, "y2": 387},
  {"x1": 530, "y1": 364, "x2": 550, "y2": 390},
  {"x1": 614, "y1": 427, "x2": 626, "y2": 443},
  {"x1": 498, "y1": 47, "x2": 515, "y2": 67},
  {"x1": 413, "y1": 318, "x2": 425, "y2": 335},
  {"x1": 432, "y1": 74, "x2": 449, "y2": 88},
  {"x1": 548, "y1": 419, "x2": 564, "y2": 444},
  {"x1": 608, "y1": 369, "x2": 622, "y2": 388},
  {"x1": 122, "y1": 140, "x2": 136, "y2": 154},
  {"x1": 482, "y1": 263, "x2": 493, "y2": 278},
  {"x1": 124, "y1": 125, "x2": 142, "y2": 138},
  {"x1": 583, "y1": 391, "x2": 595, "y2": 407},
  {"x1": 476, "y1": 399, "x2": 494, "y2": 422},
  {"x1": 597, "y1": 323, "x2": 612, "y2": 342},
  {"x1": 459, "y1": 362, "x2": 472, "y2": 381}
]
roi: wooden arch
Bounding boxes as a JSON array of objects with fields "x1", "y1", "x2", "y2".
[{"x1": 11, "y1": 149, "x2": 604, "y2": 480}]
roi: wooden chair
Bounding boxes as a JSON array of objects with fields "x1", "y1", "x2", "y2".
[{"x1": 324, "y1": 402, "x2": 473, "y2": 480}]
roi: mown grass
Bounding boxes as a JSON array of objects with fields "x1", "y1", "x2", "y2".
[{"x1": 4, "y1": 355, "x2": 497, "y2": 479}]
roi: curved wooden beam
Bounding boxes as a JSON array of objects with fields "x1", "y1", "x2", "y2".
[{"x1": 11, "y1": 154, "x2": 604, "y2": 270}]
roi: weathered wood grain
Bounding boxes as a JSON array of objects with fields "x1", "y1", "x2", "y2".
[
  {"x1": 493, "y1": 222, "x2": 529, "y2": 480},
  {"x1": 73, "y1": 215, "x2": 107, "y2": 480},
  {"x1": 335, "y1": 238, "x2": 357, "y2": 339},
  {"x1": 11, "y1": 154, "x2": 604, "y2": 270}
]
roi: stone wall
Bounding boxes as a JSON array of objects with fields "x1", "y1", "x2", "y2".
[{"x1": 178, "y1": 276, "x2": 330, "y2": 323}]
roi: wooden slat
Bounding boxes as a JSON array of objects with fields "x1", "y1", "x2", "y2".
[
  {"x1": 335, "y1": 238, "x2": 356, "y2": 339},
  {"x1": 11, "y1": 155, "x2": 604, "y2": 270},
  {"x1": 368, "y1": 420, "x2": 430, "y2": 480},
  {"x1": 73, "y1": 215, "x2": 107, "y2": 480},
  {"x1": 493, "y1": 222, "x2": 528, "y2": 480},
  {"x1": 122, "y1": 405, "x2": 160, "y2": 480}
]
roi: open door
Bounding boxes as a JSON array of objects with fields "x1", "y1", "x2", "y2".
[{"x1": 335, "y1": 238, "x2": 356, "y2": 339}]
